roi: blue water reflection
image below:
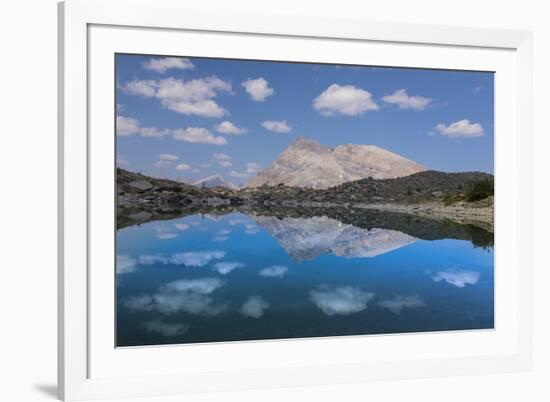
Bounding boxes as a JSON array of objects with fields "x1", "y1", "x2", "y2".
[{"x1": 116, "y1": 212, "x2": 493, "y2": 346}]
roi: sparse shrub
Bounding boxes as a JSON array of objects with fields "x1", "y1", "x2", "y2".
[
  {"x1": 465, "y1": 179, "x2": 494, "y2": 202},
  {"x1": 443, "y1": 193, "x2": 455, "y2": 206},
  {"x1": 442, "y1": 193, "x2": 463, "y2": 206}
]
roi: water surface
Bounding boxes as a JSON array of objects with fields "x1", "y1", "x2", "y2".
[{"x1": 116, "y1": 210, "x2": 493, "y2": 347}]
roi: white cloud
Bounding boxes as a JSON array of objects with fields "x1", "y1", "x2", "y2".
[
  {"x1": 213, "y1": 153, "x2": 231, "y2": 161},
  {"x1": 172, "y1": 127, "x2": 228, "y2": 145},
  {"x1": 212, "y1": 236, "x2": 229, "y2": 242},
  {"x1": 377, "y1": 295, "x2": 425, "y2": 314},
  {"x1": 240, "y1": 296, "x2": 269, "y2": 318},
  {"x1": 474, "y1": 86, "x2": 483, "y2": 93},
  {"x1": 310, "y1": 286, "x2": 375, "y2": 316},
  {"x1": 175, "y1": 162, "x2": 192, "y2": 171},
  {"x1": 169, "y1": 250, "x2": 225, "y2": 267},
  {"x1": 213, "y1": 153, "x2": 233, "y2": 167},
  {"x1": 154, "y1": 160, "x2": 175, "y2": 168},
  {"x1": 245, "y1": 162, "x2": 262, "y2": 174},
  {"x1": 123, "y1": 76, "x2": 231, "y2": 118},
  {"x1": 116, "y1": 116, "x2": 168, "y2": 138},
  {"x1": 158, "y1": 153, "x2": 179, "y2": 161},
  {"x1": 259, "y1": 265, "x2": 288, "y2": 278},
  {"x1": 139, "y1": 127, "x2": 169, "y2": 138},
  {"x1": 191, "y1": 168, "x2": 200, "y2": 173},
  {"x1": 313, "y1": 84, "x2": 379, "y2": 116},
  {"x1": 154, "y1": 153, "x2": 179, "y2": 168},
  {"x1": 212, "y1": 261, "x2": 244, "y2": 275},
  {"x1": 123, "y1": 79, "x2": 157, "y2": 97},
  {"x1": 434, "y1": 119, "x2": 484, "y2": 138},
  {"x1": 156, "y1": 76, "x2": 231, "y2": 117},
  {"x1": 215, "y1": 121, "x2": 247, "y2": 135},
  {"x1": 229, "y1": 170, "x2": 250, "y2": 178},
  {"x1": 246, "y1": 162, "x2": 261, "y2": 169},
  {"x1": 116, "y1": 116, "x2": 141, "y2": 136},
  {"x1": 125, "y1": 278, "x2": 227, "y2": 316},
  {"x1": 141, "y1": 320, "x2": 189, "y2": 336},
  {"x1": 156, "y1": 76, "x2": 231, "y2": 101},
  {"x1": 242, "y1": 77, "x2": 274, "y2": 102},
  {"x1": 432, "y1": 269, "x2": 481, "y2": 288},
  {"x1": 217, "y1": 229, "x2": 231, "y2": 235},
  {"x1": 381, "y1": 89, "x2": 432, "y2": 111},
  {"x1": 262, "y1": 120, "x2": 291, "y2": 133},
  {"x1": 162, "y1": 99, "x2": 228, "y2": 118},
  {"x1": 117, "y1": 255, "x2": 137, "y2": 274},
  {"x1": 143, "y1": 57, "x2": 194, "y2": 73}
]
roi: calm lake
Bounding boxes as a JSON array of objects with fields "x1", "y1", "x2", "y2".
[{"x1": 116, "y1": 209, "x2": 494, "y2": 347}]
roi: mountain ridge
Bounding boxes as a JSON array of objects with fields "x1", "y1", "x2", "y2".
[{"x1": 247, "y1": 137, "x2": 426, "y2": 189}]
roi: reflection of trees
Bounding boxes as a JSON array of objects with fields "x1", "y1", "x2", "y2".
[
  {"x1": 117, "y1": 204, "x2": 493, "y2": 250},
  {"x1": 463, "y1": 224, "x2": 494, "y2": 250}
]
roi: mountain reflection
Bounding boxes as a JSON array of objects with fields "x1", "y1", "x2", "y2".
[
  {"x1": 254, "y1": 215, "x2": 417, "y2": 261},
  {"x1": 117, "y1": 205, "x2": 494, "y2": 251},
  {"x1": 116, "y1": 208, "x2": 494, "y2": 346}
]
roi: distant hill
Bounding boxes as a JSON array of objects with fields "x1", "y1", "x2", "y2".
[
  {"x1": 323, "y1": 170, "x2": 493, "y2": 203},
  {"x1": 247, "y1": 137, "x2": 426, "y2": 189},
  {"x1": 193, "y1": 174, "x2": 238, "y2": 189}
]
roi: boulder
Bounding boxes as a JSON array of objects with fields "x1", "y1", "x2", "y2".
[{"x1": 127, "y1": 180, "x2": 153, "y2": 192}]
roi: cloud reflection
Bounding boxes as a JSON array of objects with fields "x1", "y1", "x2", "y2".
[
  {"x1": 137, "y1": 250, "x2": 225, "y2": 267},
  {"x1": 244, "y1": 224, "x2": 260, "y2": 235},
  {"x1": 116, "y1": 255, "x2": 137, "y2": 274},
  {"x1": 169, "y1": 251, "x2": 225, "y2": 267},
  {"x1": 213, "y1": 261, "x2": 244, "y2": 275},
  {"x1": 240, "y1": 296, "x2": 269, "y2": 318},
  {"x1": 152, "y1": 225, "x2": 178, "y2": 239},
  {"x1": 174, "y1": 223, "x2": 190, "y2": 231},
  {"x1": 124, "y1": 277, "x2": 227, "y2": 316},
  {"x1": 432, "y1": 269, "x2": 480, "y2": 288},
  {"x1": 141, "y1": 319, "x2": 190, "y2": 336},
  {"x1": 310, "y1": 286, "x2": 374, "y2": 316},
  {"x1": 377, "y1": 295, "x2": 425, "y2": 314},
  {"x1": 259, "y1": 265, "x2": 288, "y2": 278}
]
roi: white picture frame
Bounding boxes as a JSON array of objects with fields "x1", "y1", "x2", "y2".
[{"x1": 58, "y1": 0, "x2": 533, "y2": 400}]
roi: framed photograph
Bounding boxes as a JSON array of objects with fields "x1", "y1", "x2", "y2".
[{"x1": 58, "y1": 0, "x2": 533, "y2": 400}]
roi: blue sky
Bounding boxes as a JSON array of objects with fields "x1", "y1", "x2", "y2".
[{"x1": 116, "y1": 54, "x2": 494, "y2": 185}]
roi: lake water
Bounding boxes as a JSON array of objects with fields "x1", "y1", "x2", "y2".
[{"x1": 116, "y1": 210, "x2": 494, "y2": 347}]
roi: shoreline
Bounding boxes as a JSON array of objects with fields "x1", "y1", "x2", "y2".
[
  {"x1": 354, "y1": 199, "x2": 494, "y2": 232},
  {"x1": 117, "y1": 168, "x2": 494, "y2": 232}
]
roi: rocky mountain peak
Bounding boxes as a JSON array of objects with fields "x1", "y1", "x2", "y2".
[{"x1": 247, "y1": 137, "x2": 426, "y2": 189}]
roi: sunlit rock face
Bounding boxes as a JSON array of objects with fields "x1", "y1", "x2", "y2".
[
  {"x1": 253, "y1": 215, "x2": 418, "y2": 261},
  {"x1": 247, "y1": 137, "x2": 426, "y2": 189}
]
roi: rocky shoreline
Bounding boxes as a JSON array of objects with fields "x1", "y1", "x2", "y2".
[
  {"x1": 355, "y1": 198, "x2": 494, "y2": 232},
  {"x1": 117, "y1": 168, "x2": 494, "y2": 232}
]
